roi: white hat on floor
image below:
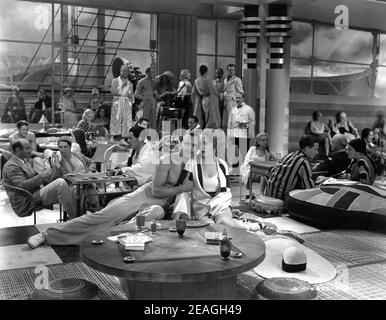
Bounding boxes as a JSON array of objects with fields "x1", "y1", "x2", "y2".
[{"x1": 254, "y1": 238, "x2": 337, "y2": 284}]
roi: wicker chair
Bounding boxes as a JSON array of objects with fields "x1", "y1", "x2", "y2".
[{"x1": 2, "y1": 183, "x2": 63, "y2": 224}]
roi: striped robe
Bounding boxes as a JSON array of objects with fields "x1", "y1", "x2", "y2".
[
  {"x1": 173, "y1": 157, "x2": 232, "y2": 220},
  {"x1": 265, "y1": 150, "x2": 314, "y2": 201}
]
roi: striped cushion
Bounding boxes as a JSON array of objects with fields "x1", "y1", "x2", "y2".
[{"x1": 287, "y1": 184, "x2": 386, "y2": 232}]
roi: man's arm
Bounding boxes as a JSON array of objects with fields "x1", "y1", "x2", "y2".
[
  {"x1": 228, "y1": 110, "x2": 236, "y2": 129},
  {"x1": 300, "y1": 161, "x2": 315, "y2": 189},
  {"x1": 29, "y1": 132, "x2": 44, "y2": 157},
  {"x1": 111, "y1": 78, "x2": 120, "y2": 96},
  {"x1": 134, "y1": 80, "x2": 144, "y2": 101},
  {"x1": 4, "y1": 163, "x2": 44, "y2": 192},
  {"x1": 235, "y1": 77, "x2": 244, "y2": 95}
]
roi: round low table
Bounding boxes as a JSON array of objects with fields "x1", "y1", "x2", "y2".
[{"x1": 80, "y1": 221, "x2": 265, "y2": 300}]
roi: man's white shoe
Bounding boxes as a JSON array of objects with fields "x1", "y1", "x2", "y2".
[{"x1": 27, "y1": 233, "x2": 46, "y2": 249}]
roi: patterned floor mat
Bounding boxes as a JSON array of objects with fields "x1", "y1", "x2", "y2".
[{"x1": 302, "y1": 231, "x2": 386, "y2": 268}]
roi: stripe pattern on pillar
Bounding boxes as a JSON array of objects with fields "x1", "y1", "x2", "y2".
[
  {"x1": 265, "y1": 4, "x2": 291, "y2": 69},
  {"x1": 239, "y1": 5, "x2": 260, "y2": 69}
]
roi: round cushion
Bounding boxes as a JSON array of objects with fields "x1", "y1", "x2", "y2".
[
  {"x1": 31, "y1": 278, "x2": 99, "y2": 300},
  {"x1": 255, "y1": 277, "x2": 317, "y2": 300},
  {"x1": 287, "y1": 184, "x2": 386, "y2": 231}
]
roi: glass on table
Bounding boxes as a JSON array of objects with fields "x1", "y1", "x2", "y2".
[
  {"x1": 220, "y1": 238, "x2": 232, "y2": 260},
  {"x1": 104, "y1": 160, "x2": 112, "y2": 176},
  {"x1": 176, "y1": 219, "x2": 186, "y2": 238},
  {"x1": 136, "y1": 214, "x2": 146, "y2": 232}
]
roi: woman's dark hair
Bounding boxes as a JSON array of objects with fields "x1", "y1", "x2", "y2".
[
  {"x1": 199, "y1": 65, "x2": 208, "y2": 76},
  {"x1": 57, "y1": 136, "x2": 72, "y2": 147},
  {"x1": 361, "y1": 128, "x2": 372, "y2": 141},
  {"x1": 312, "y1": 111, "x2": 321, "y2": 121},
  {"x1": 96, "y1": 105, "x2": 109, "y2": 118},
  {"x1": 348, "y1": 138, "x2": 366, "y2": 153}
]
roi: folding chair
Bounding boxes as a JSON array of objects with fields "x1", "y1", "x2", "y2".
[{"x1": 3, "y1": 183, "x2": 63, "y2": 224}]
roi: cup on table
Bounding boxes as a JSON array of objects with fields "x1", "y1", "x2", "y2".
[
  {"x1": 220, "y1": 238, "x2": 232, "y2": 260},
  {"x1": 105, "y1": 160, "x2": 112, "y2": 176},
  {"x1": 136, "y1": 214, "x2": 146, "y2": 232},
  {"x1": 176, "y1": 219, "x2": 186, "y2": 238}
]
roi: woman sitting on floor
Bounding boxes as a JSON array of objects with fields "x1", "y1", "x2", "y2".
[
  {"x1": 52, "y1": 136, "x2": 100, "y2": 212},
  {"x1": 316, "y1": 138, "x2": 376, "y2": 186},
  {"x1": 172, "y1": 130, "x2": 263, "y2": 231},
  {"x1": 240, "y1": 133, "x2": 275, "y2": 195}
]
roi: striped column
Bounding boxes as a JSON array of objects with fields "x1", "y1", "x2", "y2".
[
  {"x1": 265, "y1": 4, "x2": 291, "y2": 69},
  {"x1": 239, "y1": 5, "x2": 260, "y2": 69},
  {"x1": 239, "y1": 5, "x2": 260, "y2": 136}
]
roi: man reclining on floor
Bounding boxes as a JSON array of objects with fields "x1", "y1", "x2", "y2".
[{"x1": 27, "y1": 133, "x2": 199, "y2": 248}]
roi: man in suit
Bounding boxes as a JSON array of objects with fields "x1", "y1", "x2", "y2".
[
  {"x1": 313, "y1": 134, "x2": 351, "y2": 177},
  {"x1": 222, "y1": 64, "x2": 244, "y2": 131},
  {"x1": 2, "y1": 139, "x2": 75, "y2": 219}
]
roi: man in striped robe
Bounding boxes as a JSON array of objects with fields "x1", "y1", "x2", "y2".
[{"x1": 265, "y1": 135, "x2": 319, "y2": 201}]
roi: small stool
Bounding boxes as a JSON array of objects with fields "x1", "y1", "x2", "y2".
[
  {"x1": 158, "y1": 106, "x2": 184, "y2": 133},
  {"x1": 31, "y1": 278, "x2": 99, "y2": 300},
  {"x1": 254, "y1": 277, "x2": 317, "y2": 300}
]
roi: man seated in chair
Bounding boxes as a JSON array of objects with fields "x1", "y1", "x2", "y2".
[
  {"x1": 114, "y1": 125, "x2": 158, "y2": 186},
  {"x1": 313, "y1": 134, "x2": 350, "y2": 177},
  {"x1": 2, "y1": 139, "x2": 75, "y2": 219},
  {"x1": 9, "y1": 120, "x2": 43, "y2": 158}
]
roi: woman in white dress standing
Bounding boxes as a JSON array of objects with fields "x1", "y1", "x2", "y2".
[{"x1": 110, "y1": 63, "x2": 134, "y2": 140}]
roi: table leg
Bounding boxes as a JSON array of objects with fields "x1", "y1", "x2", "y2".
[
  {"x1": 75, "y1": 184, "x2": 82, "y2": 217},
  {"x1": 249, "y1": 175, "x2": 253, "y2": 199},
  {"x1": 119, "y1": 276, "x2": 237, "y2": 300}
]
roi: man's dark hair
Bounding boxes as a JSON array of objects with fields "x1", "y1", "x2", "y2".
[
  {"x1": 145, "y1": 67, "x2": 153, "y2": 74},
  {"x1": 299, "y1": 135, "x2": 317, "y2": 150},
  {"x1": 11, "y1": 140, "x2": 24, "y2": 153},
  {"x1": 16, "y1": 120, "x2": 29, "y2": 129},
  {"x1": 361, "y1": 128, "x2": 372, "y2": 141},
  {"x1": 189, "y1": 116, "x2": 199, "y2": 123},
  {"x1": 137, "y1": 117, "x2": 149, "y2": 124},
  {"x1": 215, "y1": 68, "x2": 224, "y2": 75},
  {"x1": 129, "y1": 125, "x2": 146, "y2": 139},
  {"x1": 227, "y1": 63, "x2": 236, "y2": 70},
  {"x1": 199, "y1": 65, "x2": 208, "y2": 76}
]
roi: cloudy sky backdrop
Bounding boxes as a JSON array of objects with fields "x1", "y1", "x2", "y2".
[{"x1": 1, "y1": 0, "x2": 386, "y2": 96}]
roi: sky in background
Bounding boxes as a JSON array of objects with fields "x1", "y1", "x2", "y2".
[
  {"x1": 0, "y1": 0, "x2": 154, "y2": 87},
  {"x1": 291, "y1": 21, "x2": 386, "y2": 97},
  {"x1": 1, "y1": 0, "x2": 386, "y2": 96}
]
